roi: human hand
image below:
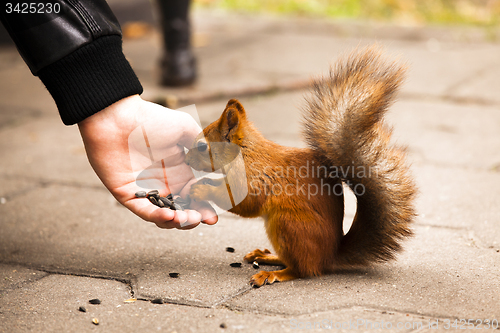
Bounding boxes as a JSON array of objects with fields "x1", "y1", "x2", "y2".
[{"x1": 78, "y1": 95, "x2": 218, "y2": 229}]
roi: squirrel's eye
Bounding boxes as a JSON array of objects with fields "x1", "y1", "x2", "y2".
[{"x1": 197, "y1": 141, "x2": 208, "y2": 152}]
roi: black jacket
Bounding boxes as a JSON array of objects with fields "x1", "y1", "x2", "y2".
[{"x1": 0, "y1": 0, "x2": 143, "y2": 125}]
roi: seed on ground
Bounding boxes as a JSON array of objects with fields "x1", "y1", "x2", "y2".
[
  {"x1": 225, "y1": 247, "x2": 235, "y2": 253},
  {"x1": 151, "y1": 298, "x2": 164, "y2": 304},
  {"x1": 169, "y1": 272, "x2": 180, "y2": 278},
  {"x1": 92, "y1": 318, "x2": 99, "y2": 325},
  {"x1": 252, "y1": 261, "x2": 259, "y2": 269},
  {"x1": 78, "y1": 306, "x2": 86, "y2": 312},
  {"x1": 89, "y1": 298, "x2": 101, "y2": 305},
  {"x1": 230, "y1": 262, "x2": 242, "y2": 268}
]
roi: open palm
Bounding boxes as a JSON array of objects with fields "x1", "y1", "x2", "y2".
[{"x1": 78, "y1": 95, "x2": 217, "y2": 229}]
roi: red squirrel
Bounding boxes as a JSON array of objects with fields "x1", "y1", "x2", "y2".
[{"x1": 185, "y1": 47, "x2": 417, "y2": 287}]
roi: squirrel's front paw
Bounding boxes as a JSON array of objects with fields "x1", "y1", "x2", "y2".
[
  {"x1": 190, "y1": 178, "x2": 224, "y2": 202},
  {"x1": 189, "y1": 181, "x2": 212, "y2": 202}
]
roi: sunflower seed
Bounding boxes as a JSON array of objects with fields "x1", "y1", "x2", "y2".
[
  {"x1": 151, "y1": 298, "x2": 164, "y2": 304},
  {"x1": 169, "y1": 272, "x2": 180, "y2": 278},
  {"x1": 230, "y1": 262, "x2": 242, "y2": 268},
  {"x1": 156, "y1": 198, "x2": 165, "y2": 207},
  {"x1": 172, "y1": 203, "x2": 183, "y2": 211},
  {"x1": 89, "y1": 298, "x2": 101, "y2": 305},
  {"x1": 167, "y1": 193, "x2": 173, "y2": 201},
  {"x1": 252, "y1": 261, "x2": 259, "y2": 269},
  {"x1": 135, "y1": 191, "x2": 147, "y2": 198},
  {"x1": 148, "y1": 196, "x2": 159, "y2": 206},
  {"x1": 225, "y1": 247, "x2": 235, "y2": 253},
  {"x1": 158, "y1": 197, "x2": 174, "y2": 208},
  {"x1": 147, "y1": 190, "x2": 159, "y2": 196},
  {"x1": 78, "y1": 306, "x2": 87, "y2": 313},
  {"x1": 92, "y1": 318, "x2": 99, "y2": 325}
]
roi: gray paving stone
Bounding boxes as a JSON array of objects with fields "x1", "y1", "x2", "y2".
[
  {"x1": 0, "y1": 177, "x2": 35, "y2": 203},
  {"x1": 0, "y1": 115, "x2": 102, "y2": 186},
  {"x1": 0, "y1": 264, "x2": 48, "y2": 294},
  {"x1": 0, "y1": 271, "x2": 309, "y2": 333},
  {"x1": 0, "y1": 274, "x2": 131, "y2": 332},
  {"x1": 389, "y1": 99, "x2": 500, "y2": 170},
  {"x1": 415, "y1": 164, "x2": 500, "y2": 247},
  {"x1": 0, "y1": 184, "x2": 273, "y2": 305},
  {"x1": 398, "y1": 42, "x2": 500, "y2": 100},
  {"x1": 0, "y1": 267, "x2": 455, "y2": 333},
  {"x1": 453, "y1": 62, "x2": 500, "y2": 105},
  {"x1": 0, "y1": 52, "x2": 56, "y2": 117}
]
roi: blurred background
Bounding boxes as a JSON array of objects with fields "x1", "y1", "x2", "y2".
[
  {"x1": 2, "y1": 1, "x2": 499, "y2": 54},
  {"x1": 194, "y1": 0, "x2": 500, "y2": 27}
]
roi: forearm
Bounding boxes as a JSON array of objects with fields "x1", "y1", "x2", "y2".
[{"x1": 0, "y1": 0, "x2": 143, "y2": 125}]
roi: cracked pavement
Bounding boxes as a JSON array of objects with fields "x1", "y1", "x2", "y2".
[{"x1": 1, "y1": 3, "x2": 500, "y2": 332}]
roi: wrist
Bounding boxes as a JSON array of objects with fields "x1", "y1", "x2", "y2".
[{"x1": 78, "y1": 94, "x2": 141, "y2": 135}]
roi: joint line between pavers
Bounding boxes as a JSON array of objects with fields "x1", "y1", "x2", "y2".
[
  {"x1": 211, "y1": 285, "x2": 254, "y2": 308},
  {"x1": 355, "y1": 304, "x2": 470, "y2": 324},
  {"x1": 135, "y1": 296, "x2": 213, "y2": 309},
  {"x1": 0, "y1": 270, "x2": 50, "y2": 295},
  {"x1": 0, "y1": 262, "x2": 136, "y2": 299}
]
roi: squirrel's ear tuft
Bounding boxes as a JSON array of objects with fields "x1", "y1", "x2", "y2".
[
  {"x1": 220, "y1": 99, "x2": 246, "y2": 142},
  {"x1": 225, "y1": 99, "x2": 247, "y2": 117}
]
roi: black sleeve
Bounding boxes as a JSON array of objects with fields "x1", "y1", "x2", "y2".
[{"x1": 0, "y1": 1, "x2": 143, "y2": 125}]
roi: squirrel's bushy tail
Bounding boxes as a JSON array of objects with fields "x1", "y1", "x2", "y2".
[{"x1": 302, "y1": 46, "x2": 417, "y2": 267}]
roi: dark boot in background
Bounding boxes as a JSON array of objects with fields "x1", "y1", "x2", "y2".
[{"x1": 157, "y1": 0, "x2": 196, "y2": 87}]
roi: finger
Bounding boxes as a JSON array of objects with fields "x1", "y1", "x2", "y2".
[
  {"x1": 134, "y1": 199, "x2": 176, "y2": 223},
  {"x1": 151, "y1": 207, "x2": 202, "y2": 230},
  {"x1": 145, "y1": 206, "x2": 194, "y2": 229},
  {"x1": 123, "y1": 189, "x2": 212, "y2": 229},
  {"x1": 179, "y1": 210, "x2": 202, "y2": 229},
  {"x1": 190, "y1": 200, "x2": 218, "y2": 225}
]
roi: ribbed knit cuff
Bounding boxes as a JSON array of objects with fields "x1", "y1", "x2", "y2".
[{"x1": 38, "y1": 35, "x2": 143, "y2": 125}]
